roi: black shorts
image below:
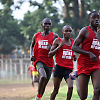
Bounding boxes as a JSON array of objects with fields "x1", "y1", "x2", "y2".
[
  {"x1": 54, "y1": 64, "x2": 72, "y2": 80},
  {"x1": 36, "y1": 61, "x2": 53, "y2": 79}
]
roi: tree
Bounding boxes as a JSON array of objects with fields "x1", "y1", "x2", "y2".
[
  {"x1": 16, "y1": 0, "x2": 100, "y2": 39},
  {"x1": 0, "y1": 0, "x2": 25, "y2": 55},
  {"x1": 1, "y1": 0, "x2": 99, "y2": 55},
  {"x1": 59, "y1": 0, "x2": 100, "y2": 38}
]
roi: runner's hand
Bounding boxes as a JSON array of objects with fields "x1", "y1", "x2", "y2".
[
  {"x1": 89, "y1": 52, "x2": 97, "y2": 61},
  {"x1": 31, "y1": 55, "x2": 35, "y2": 61},
  {"x1": 47, "y1": 43, "x2": 51, "y2": 50}
]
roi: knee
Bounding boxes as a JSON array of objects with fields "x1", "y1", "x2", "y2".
[
  {"x1": 38, "y1": 67, "x2": 47, "y2": 78},
  {"x1": 41, "y1": 75, "x2": 47, "y2": 79},
  {"x1": 40, "y1": 73, "x2": 47, "y2": 79},
  {"x1": 80, "y1": 93, "x2": 87, "y2": 100},
  {"x1": 79, "y1": 90, "x2": 87, "y2": 100},
  {"x1": 80, "y1": 95, "x2": 87, "y2": 100},
  {"x1": 40, "y1": 76, "x2": 47, "y2": 81},
  {"x1": 53, "y1": 88, "x2": 59, "y2": 95}
]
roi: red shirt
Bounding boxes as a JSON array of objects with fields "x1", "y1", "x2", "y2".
[
  {"x1": 78, "y1": 26, "x2": 100, "y2": 67},
  {"x1": 29, "y1": 66, "x2": 33, "y2": 75},
  {"x1": 55, "y1": 37, "x2": 74, "y2": 70},
  {"x1": 30, "y1": 65, "x2": 37, "y2": 75},
  {"x1": 34, "y1": 32, "x2": 54, "y2": 67}
]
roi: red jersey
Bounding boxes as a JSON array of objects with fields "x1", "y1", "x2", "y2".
[
  {"x1": 78, "y1": 26, "x2": 100, "y2": 68},
  {"x1": 34, "y1": 32, "x2": 54, "y2": 67},
  {"x1": 55, "y1": 37, "x2": 74, "y2": 70}
]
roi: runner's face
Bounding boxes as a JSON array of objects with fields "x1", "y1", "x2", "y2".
[
  {"x1": 42, "y1": 19, "x2": 52, "y2": 31},
  {"x1": 90, "y1": 12, "x2": 100, "y2": 27},
  {"x1": 62, "y1": 26, "x2": 72, "y2": 39}
]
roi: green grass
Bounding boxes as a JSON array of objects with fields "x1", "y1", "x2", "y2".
[{"x1": 31, "y1": 80, "x2": 94, "y2": 100}]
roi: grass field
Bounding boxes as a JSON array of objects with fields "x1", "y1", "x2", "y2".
[
  {"x1": 0, "y1": 79, "x2": 94, "y2": 100},
  {"x1": 32, "y1": 80, "x2": 93, "y2": 100}
]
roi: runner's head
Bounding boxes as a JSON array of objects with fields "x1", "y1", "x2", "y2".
[{"x1": 41, "y1": 18, "x2": 52, "y2": 31}]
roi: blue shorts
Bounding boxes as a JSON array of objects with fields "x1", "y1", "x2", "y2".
[
  {"x1": 54, "y1": 64, "x2": 72, "y2": 80},
  {"x1": 36, "y1": 61, "x2": 53, "y2": 79}
]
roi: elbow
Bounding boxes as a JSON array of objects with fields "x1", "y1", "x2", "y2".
[
  {"x1": 48, "y1": 51, "x2": 54, "y2": 58},
  {"x1": 72, "y1": 45, "x2": 77, "y2": 51}
]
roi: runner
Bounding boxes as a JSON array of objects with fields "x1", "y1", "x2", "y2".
[
  {"x1": 71, "y1": 11, "x2": 100, "y2": 100},
  {"x1": 28, "y1": 62, "x2": 39, "y2": 87},
  {"x1": 48, "y1": 25, "x2": 77, "y2": 100},
  {"x1": 30, "y1": 18, "x2": 58, "y2": 100}
]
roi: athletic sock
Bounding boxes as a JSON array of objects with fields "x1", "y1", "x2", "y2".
[
  {"x1": 36, "y1": 94, "x2": 42, "y2": 99},
  {"x1": 39, "y1": 94, "x2": 42, "y2": 98}
]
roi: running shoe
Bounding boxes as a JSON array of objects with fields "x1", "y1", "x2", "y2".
[{"x1": 35, "y1": 97, "x2": 41, "y2": 100}]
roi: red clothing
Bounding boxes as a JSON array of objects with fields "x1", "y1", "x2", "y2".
[
  {"x1": 55, "y1": 37, "x2": 74, "y2": 70},
  {"x1": 34, "y1": 32, "x2": 54, "y2": 67},
  {"x1": 77, "y1": 26, "x2": 100, "y2": 75},
  {"x1": 30, "y1": 66, "x2": 37, "y2": 75},
  {"x1": 30, "y1": 66, "x2": 34, "y2": 75},
  {"x1": 52, "y1": 64, "x2": 56, "y2": 72},
  {"x1": 77, "y1": 65, "x2": 100, "y2": 75}
]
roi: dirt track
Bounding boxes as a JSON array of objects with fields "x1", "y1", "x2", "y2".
[{"x1": 0, "y1": 81, "x2": 54, "y2": 100}]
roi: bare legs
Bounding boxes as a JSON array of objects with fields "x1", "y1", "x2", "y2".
[
  {"x1": 50, "y1": 77, "x2": 62, "y2": 100},
  {"x1": 66, "y1": 78, "x2": 73, "y2": 100},
  {"x1": 78, "y1": 74, "x2": 90, "y2": 100},
  {"x1": 76, "y1": 70, "x2": 100, "y2": 100},
  {"x1": 50, "y1": 77, "x2": 73, "y2": 100},
  {"x1": 91, "y1": 69, "x2": 100, "y2": 100},
  {"x1": 38, "y1": 67, "x2": 49, "y2": 96}
]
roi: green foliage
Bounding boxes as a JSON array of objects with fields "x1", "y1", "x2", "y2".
[
  {"x1": 1, "y1": 0, "x2": 100, "y2": 55},
  {"x1": 85, "y1": 0, "x2": 100, "y2": 12},
  {"x1": 40, "y1": 80, "x2": 93, "y2": 100},
  {"x1": 61, "y1": 0, "x2": 100, "y2": 38},
  {"x1": 0, "y1": 0, "x2": 25, "y2": 54},
  {"x1": 20, "y1": 0, "x2": 61, "y2": 47}
]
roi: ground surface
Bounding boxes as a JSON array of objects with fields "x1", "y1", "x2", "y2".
[{"x1": 0, "y1": 80, "x2": 56, "y2": 100}]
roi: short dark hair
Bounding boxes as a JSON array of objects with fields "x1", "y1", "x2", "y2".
[
  {"x1": 42, "y1": 18, "x2": 51, "y2": 23},
  {"x1": 88, "y1": 11, "x2": 98, "y2": 19}
]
